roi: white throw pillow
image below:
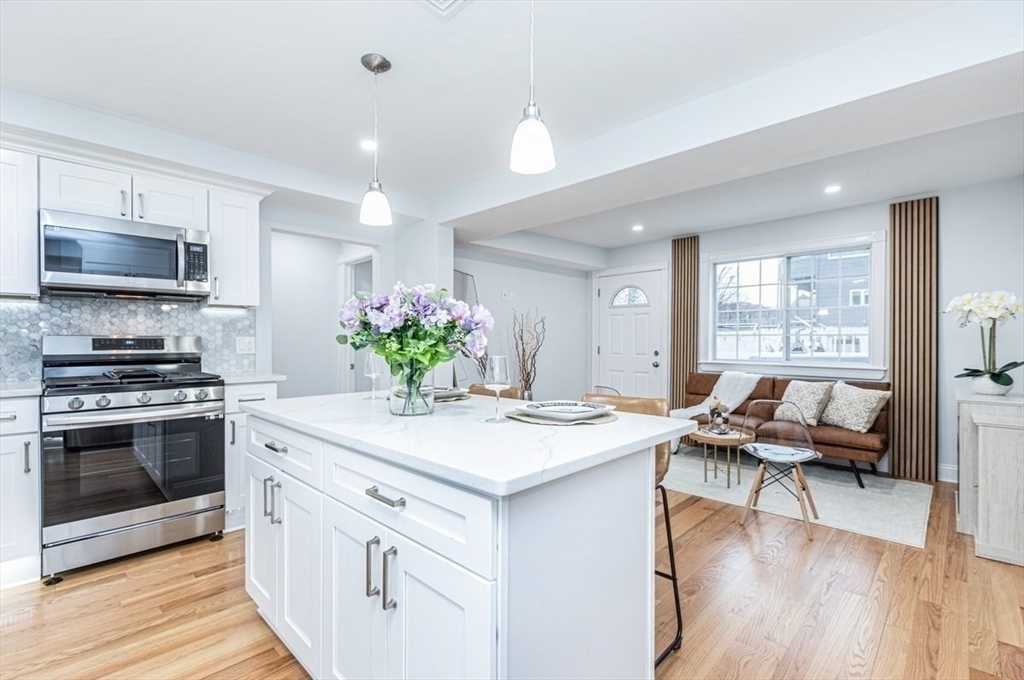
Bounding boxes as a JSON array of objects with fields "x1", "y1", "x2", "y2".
[
  {"x1": 820, "y1": 381, "x2": 891, "y2": 433},
  {"x1": 775, "y1": 380, "x2": 834, "y2": 426}
]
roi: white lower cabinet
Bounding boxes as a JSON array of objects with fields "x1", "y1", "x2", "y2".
[
  {"x1": 321, "y1": 497, "x2": 495, "y2": 680},
  {"x1": 0, "y1": 396, "x2": 41, "y2": 590},
  {"x1": 245, "y1": 453, "x2": 323, "y2": 676},
  {"x1": 225, "y1": 414, "x2": 248, "y2": 530}
]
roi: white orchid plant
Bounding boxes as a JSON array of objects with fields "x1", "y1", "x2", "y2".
[{"x1": 944, "y1": 291, "x2": 1023, "y2": 387}]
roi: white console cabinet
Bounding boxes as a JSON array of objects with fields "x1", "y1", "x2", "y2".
[{"x1": 956, "y1": 388, "x2": 1024, "y2": 566}]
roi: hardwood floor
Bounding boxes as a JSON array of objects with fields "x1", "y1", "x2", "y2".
[{"x1": 0, "y1": 482, "x2": 1020, "y2": 679}]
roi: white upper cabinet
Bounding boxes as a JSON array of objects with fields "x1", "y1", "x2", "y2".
[
  {"x1": 209, "y1": 189, "x2": 260, "y2": 307},
  {"x1": 133, "y1": 174, "x2": 208, "y2": 230},
  {"x1": 39, "y1": 157, "x2": 132, "y2": 219},
  {"x1": 0, "y1": 149, "x2": 39, "y2": 297}
]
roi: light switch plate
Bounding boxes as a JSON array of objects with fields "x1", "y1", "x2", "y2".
[{"x1": 236, "y1": 337, "x2": 256, "y2": 354}]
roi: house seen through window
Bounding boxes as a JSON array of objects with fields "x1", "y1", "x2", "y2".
[{"x1": 713, "y1": 246, "x2": 871, "y2": 363}]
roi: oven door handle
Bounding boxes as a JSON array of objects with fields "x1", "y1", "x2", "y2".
[{"x1": 43, "y1": 403, "x2": 223, "y2": 432}]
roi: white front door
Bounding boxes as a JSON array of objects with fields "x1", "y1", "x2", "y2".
[{"x1": 596, "y1": 268, "x2": 667, "y2": 398}]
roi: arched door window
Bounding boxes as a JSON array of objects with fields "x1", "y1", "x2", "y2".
[{"x1": 611, "y1": 286, "x2": 649, "y2": 307}]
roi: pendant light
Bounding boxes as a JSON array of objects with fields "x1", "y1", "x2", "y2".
[
  {"x1": 359, "y1": 53, "x2": 393, "y2": 226},
  {"x1": 510, "y1": 0, "x2": 555, "y2": 174}
]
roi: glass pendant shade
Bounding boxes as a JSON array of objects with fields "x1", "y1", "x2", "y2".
[
  {"x1": 359, "y1": 181, "x2": 393, "y2": 226},
  {"x1": 510, "y1": 104, "x2": 555, "y2": 175}
]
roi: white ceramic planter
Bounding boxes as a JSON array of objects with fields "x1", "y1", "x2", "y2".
[{"x1": 970, "y1": 375, "x2": 1013, "y2": 396}]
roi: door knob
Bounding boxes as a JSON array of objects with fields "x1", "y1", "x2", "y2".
[
  {"x1": 652, "y1": 361, "x2": 660, "y2": 368},
  {"x1": 653, "y1": 350, "x2": 660, "y2": 357}
]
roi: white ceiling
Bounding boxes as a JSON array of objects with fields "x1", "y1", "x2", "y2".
[{"x1": 0, "y1": 0, "x2": 950, "y2": 197}]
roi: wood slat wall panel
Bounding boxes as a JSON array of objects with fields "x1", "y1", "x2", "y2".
[
  {"x1": 890, "y1": 197, "x2": 938, "y2": 481},
  {"x1": 670, "y1": 236, "x2": 699, "y2": 410}
]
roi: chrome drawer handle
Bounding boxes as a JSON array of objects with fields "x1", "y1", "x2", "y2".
[
  {"x1": 0, "y1": 413, "x2": 17, "y2": 421},
  {"x1": 365, "y1": 536, "x2": 380, "y2": 598},
  {"x1": 263, "y1": 475, "x2": 274, "y2": 517},
  {"x1": 120, "y1": 189, "x2": 127, "y2": 216},
  {"x1": 271, "y1": 482, "x2": 282, "y2": 524},
  {"x1": 230, "y1": 419, "x2": 236, "y2": 445},
  {"x1": 23, "y1": 440, "x2": 31, "y2": 474},
  {"x1": 382, "y1": 546, "x2": 397, "y2": 611},
  {"x1": 138, "y1": 192, "x2": 145, "y2": 219},
  {"x1": 365, "y1": 486, "x2": 406, "y2": 508},
  {"x1": 264, "y1": 441, "x2": 288, "y2": 454},
  {"x1": 238, "y1": 396, "x2": 266, "y2": 403}
]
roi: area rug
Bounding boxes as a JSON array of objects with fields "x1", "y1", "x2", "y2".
[{"x1": 662, "y1": 446, "x2": 933, "y2": 548}]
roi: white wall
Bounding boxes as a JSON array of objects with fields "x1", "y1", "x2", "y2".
[
  {"x1": 271, "y1": 231, "x2": 344, "y2": 398},
  {"x1": 454, "y1": 250, "x2": 591, "y2": 401},
  {"x1": 936, "y1": 175, "x2": 1024, "y2": 481}
]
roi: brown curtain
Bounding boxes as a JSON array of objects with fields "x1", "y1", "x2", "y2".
[
  {"x1": 670, "y1": 236, "x2": 699, "y2": 410},
  {"x1": 889, "y1": 197, "x2": 938, "y2": 481}
]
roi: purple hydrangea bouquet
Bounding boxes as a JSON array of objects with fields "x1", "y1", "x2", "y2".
[{"x1": 336, "y1": 282, "x2": 494, "y2": 415}]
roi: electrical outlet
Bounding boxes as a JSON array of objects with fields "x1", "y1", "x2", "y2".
[
  {"x1": 508, "y1": 289, "x2": 516, "y2": 301},
  {"x1": 236, "y1": 337, "x2": 256, "y2": 354},
  {"x1": 501, "y1": 289, "x2": 510, "y2": 301}
]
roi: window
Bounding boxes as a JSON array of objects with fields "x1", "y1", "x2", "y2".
[
  {"x1": 611, "y1": 286, "x2": 648, "y2": 307},
  {"x1": 713, "y1": 246, "x2": 871, "y2": 364}
]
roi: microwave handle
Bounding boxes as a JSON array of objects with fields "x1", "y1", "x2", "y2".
[{"x1": 176, "y1": 234, "x2": 185, "y2": 288}]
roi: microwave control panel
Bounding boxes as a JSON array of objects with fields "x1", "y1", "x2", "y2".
[{"x1": 184, "y1": 243, "x2": 208, "y2": 282}]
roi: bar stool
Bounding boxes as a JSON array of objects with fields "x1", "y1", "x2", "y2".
[
  {"x1": 739, "y1": 400, "x2": 822, "y2": 541},
  {"x1": 581, "y1": 393, "x2": 682, "y2": 667}
]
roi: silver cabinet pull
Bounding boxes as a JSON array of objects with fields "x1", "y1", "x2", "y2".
[
  {"x1": 382, "y1": 546, "x2": 397, "y2": 610},
  {"x1": 365, "y1": 536, "x2": 380, "y2": 597},
  {"x1": 214, "y1": 276, "x2": 220, "y2": 300},
  {"x1": 137, "y1": 192, "x2": 145, "y2": 219},
  {"x1": 262, "y1": 475, "x2": 273, "y2": 517},
  {"x1": 23, "y1": 441, "x2": 30, "y2": 474},
  {"x1": 271, "y1": 482, "x2": 282, "y2": 524},
  {"x1": 176, "y1": 233, "x2": 185, "y2": 288},
  {"x1": 230, "y1": 419, "x2": 236, "y2": 445},
  {"x1": 120, "y1": 189, "x2": 127, "y2": 216},
  {"x1": 238, "y1": 396, "x2": 266, "y2": 403},
  {"x1": 264, "y1": 440, "x2": 288, "y2": 454},
  {"x1": 365, "y1": 486, "x2": 406, "y2": 508},
  {"x1": 0, "y1": 413, "x2": 16, "y2": 421}
]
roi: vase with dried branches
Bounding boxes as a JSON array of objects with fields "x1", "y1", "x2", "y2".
[{"x1": 512, "y1": 310, "x2": 546, "y2": 400}]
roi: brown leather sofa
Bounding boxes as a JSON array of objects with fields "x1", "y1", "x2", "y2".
[{"x1": 683, "y1": 372, "x2": 891, "y2": 487}]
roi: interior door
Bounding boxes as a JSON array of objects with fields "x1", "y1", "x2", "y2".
[
  {"x1": 244, "y1": 453, "x2": 277, "y2": 621},
  {"x1": 596, "y1": 269, "x2": 667, "y2": 398}
]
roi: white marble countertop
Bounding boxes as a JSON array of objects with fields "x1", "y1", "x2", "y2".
[
  {"x1": 221, "y1": 373, "x2": 287, "y2": 385},
  {"x1": 243, "y1": 392, "x2": 697, "y2": 497},
  {"x1": 0, "y1": 381, "x2": 43, "y2": 399}
]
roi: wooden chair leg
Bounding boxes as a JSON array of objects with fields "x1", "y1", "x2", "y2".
[
  {"x1": 793, "y1": 467, "x2": 814, "y2": 541},
  {"x1": 795, "y1": 463, "x2": 818, "y2": 519},
  {"x1": 742, "y1": 462, "x2": 765, "y2": 526}
]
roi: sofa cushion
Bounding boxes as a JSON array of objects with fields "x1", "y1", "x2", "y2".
[
  {"x1": 820, "y1": 381, "x2": 892, "y2": 433},
  {"x1": 775, "y1": 380, "x2": 834, "y2": 426},
  {"x1": 756, "y1": 421, "x2": 886, "y2": 453},
  {"x1": 683, "y1": 373, "x2": 774, "y2": 415}
]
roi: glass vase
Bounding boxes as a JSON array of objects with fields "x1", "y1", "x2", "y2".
[{"x1": 389, "y1": 368, "x2": 435, "y2": 416}]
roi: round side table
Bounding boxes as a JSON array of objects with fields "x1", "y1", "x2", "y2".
[{"x1": 688, "y1": 427, "x2": 756, "y2": 489}]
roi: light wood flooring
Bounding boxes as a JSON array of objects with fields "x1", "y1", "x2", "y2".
[{"x1": 0, "y1": 482, "x2": 1021, "y2": 679}]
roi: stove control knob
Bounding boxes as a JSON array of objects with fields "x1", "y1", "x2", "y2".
[
  {"x1": 137, "y1": 393, "x2": 152, "y2": 405},
  {"x1": 173, "y1": 390, "x2": 188, "y2": 402},
  {"x1": 95, "y1": 396, "x2": 111, "y2": 408},
  {"x1": 195, "y1": 388, "x2": 209, "y2": 401},
  {"x1": 68, "y1": 397, "x2": 84, "y2": 410}
]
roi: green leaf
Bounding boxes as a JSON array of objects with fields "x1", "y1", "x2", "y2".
[
  {"x1": 955, "y1": 369, "x2": 985, "y2": 377},
  {"x1": 996, "y1": 361, "x2": 1024, "y2": 373},
  {"x1": 991, "y1": 372, "x2": 1014, "y2": 386},
  {"x1": 335, "y1": 334, "x2": 349, "y2": 345}
]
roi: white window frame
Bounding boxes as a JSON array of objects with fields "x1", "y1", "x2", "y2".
[
  {"x1": 848, "y1": 289, "x2": 869, "y2": 306},
  {"x1": 699, "y1": 231, "x2": 888, "y2": 381}
]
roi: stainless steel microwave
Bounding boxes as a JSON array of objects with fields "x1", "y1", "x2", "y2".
[{"x1": 39, "y1": 210, "x2": 210, "y2": 298}]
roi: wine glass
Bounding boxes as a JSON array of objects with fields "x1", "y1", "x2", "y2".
[
  {"x1": 364, "y1": 352, "x2": 387, "y2": 403},
  {"x1": 484, "y1": 355, "x2": 511, "y2": 424}
]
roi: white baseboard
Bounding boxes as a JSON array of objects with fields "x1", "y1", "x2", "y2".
[
  {"x1": 1, "y1": 554, "x2": 41, "y2": 590},
  {"x1": 938, "y1": 463, "x2": 959, "y2": 483}
]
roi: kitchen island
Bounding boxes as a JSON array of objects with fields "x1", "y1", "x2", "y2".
[{"x1": 241, "y1": 392, "x2": 696, "y2": 679}]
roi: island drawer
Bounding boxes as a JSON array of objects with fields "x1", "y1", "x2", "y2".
[
  {"x1": 0, "y1": 398, "x2": 39, "y2": 436},
  {"x1": 323, "y1": 443, "x2": 496, "y2": 579},
  {"x1": 247, "y1": 418, "x2": 323, "y2": 490},
  {"x1": 226, "y1": 383, "x2": 278, "y2": 414}
]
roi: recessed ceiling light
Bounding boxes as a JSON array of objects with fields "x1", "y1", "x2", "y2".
[
  {"x1": 360, "y1": 139, "x2": 377, "y2": 151},
  {"x1": 632, "y1": 224, "x2": 644, "y2": 232},
  {"x1": 824, "y1": 184, "x2": 841, "y2": 194}
]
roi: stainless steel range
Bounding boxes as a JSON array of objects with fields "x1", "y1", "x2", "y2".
[{"x1": 40, "y1": 335, "x2": 225, "y2": 581}]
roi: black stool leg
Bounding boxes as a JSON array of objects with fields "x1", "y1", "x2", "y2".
[
  {"x1": 655, "y1": 484, "x2": 683, "y2": 667},
  {"x1": 849, "y1": 460, "x2": 865, "y2": 488}
]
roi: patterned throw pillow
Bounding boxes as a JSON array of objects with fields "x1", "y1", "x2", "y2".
[
  {"x1": 820, "y1": 381, "x2": 891, "y2": 433},
  {"x1": 775, "y1": 380, "x2": 834, "y2": 426}
]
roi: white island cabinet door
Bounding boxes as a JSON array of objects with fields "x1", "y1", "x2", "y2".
[
  {"x1": 0, "y1": 149, "x2": 38, "y2": 297},
  {"x1": 245, "y1": 453, "x2": 278, "y2": 622},
  {"x1": 224, "y1": 414, "x2": 248, "y2": 531},
  {"x1": 277, "y1": 472, "x2": 323, "y2": 676},
  {"x1": 384, "y1": 532, "x2": 496, "y2": 680},
  {"x1": 39, "y1": 157, "x2": 132, "y2": 218},
  {"x1": 322, "y1": 497, "x2": 386, "y2": 680},
  {"x1": 0, "y1": 434, "x2": 40, "y2": 564},
  {"x1": 208, "y1": 189, "x2": 260, "y2": 307},
  {"x1": 133, "y1": 174, "x2": 208, "y2": 230}
]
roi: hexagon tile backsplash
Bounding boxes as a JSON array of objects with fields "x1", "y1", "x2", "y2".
[{"x1": 0, "y1": 296, "x2": 256, "y2": 382}]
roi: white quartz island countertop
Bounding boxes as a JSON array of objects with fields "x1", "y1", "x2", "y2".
[{"x1": 242, "y1": 392, "x2": 696, "y2": 497}]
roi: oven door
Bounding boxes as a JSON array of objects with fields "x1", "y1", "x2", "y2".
[{"x1": 41, "y1": 402, "x2": 225, "y2": 531}]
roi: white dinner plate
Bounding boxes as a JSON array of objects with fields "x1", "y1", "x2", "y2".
[
  {"x1": 434, "y1": 387, "x2": 470, "y2": 401},
  {"x1": 513, "y1": 401, "x2": 615, "y2": 422}
]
